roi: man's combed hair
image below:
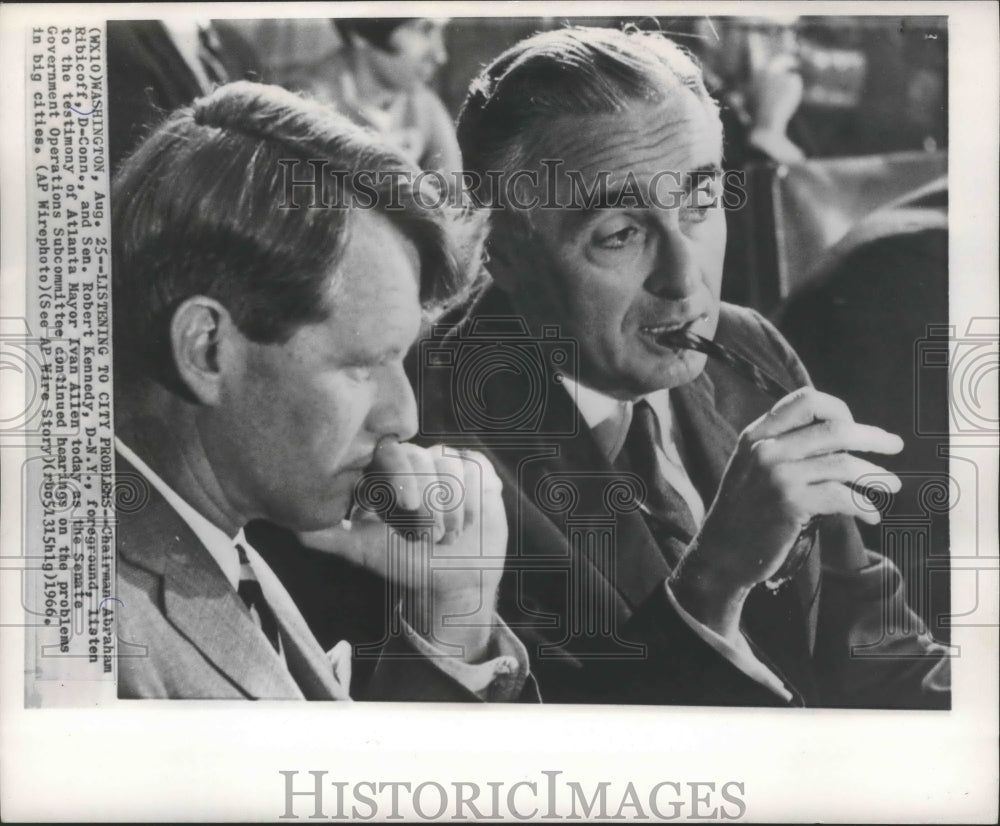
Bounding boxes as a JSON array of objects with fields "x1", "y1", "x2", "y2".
[
  {"x1": 457, "y1": 26, "x2": 718, "y2": 200},
  {"x1": 112, "y1": 80, "x2": 471, "y2": 390}
]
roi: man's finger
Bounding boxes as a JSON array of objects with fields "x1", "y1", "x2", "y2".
[
  {"x1": 746, "y1": 388, "x2": 854, "y2": 442},
  {"x1": 461, "y1": 449, "x2": 507, "y2": 552},
  {"x1": 429, "y1": 445, "x2": 469, "y2": 541},
  {"x1": 463, "y1": 448, "x2": 503, "y2": 493},
  {"x1": 370, "y1": 439, "x2": 421, "y2": 512},
  {"x1": 801, "y1": 481, "x2": 883, "y2": 526},
  {"x1": 760, "y1": 420, "x2": 905, "y2": 462},
  {"x1": 793, "y1": 452, "x2": 902, "y2": 493},
  {"x1": 401, "y1": 444, "x2": 446, "y2": 541},
  {"x1": 298, "y1": 521, "x2": 392, "y2": 578}
]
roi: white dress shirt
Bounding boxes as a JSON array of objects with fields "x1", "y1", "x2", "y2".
[
  {"x1": 115, "y1": 438, "x2": 527, "y2": 700},
  {"x1": 561, "y1": 378, "x2": 793, "y2": 701}
]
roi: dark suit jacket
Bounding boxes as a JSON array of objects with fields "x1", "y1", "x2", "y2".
[
  {"x1": 415, "y1": 287, "x2": 950, "y2": 708},
  {"x1": 115, "y1": 454, "x2": 490, "y2": 701},
  {"x1": 107, "y1": 20, "x2": 260, "y2": 170}
]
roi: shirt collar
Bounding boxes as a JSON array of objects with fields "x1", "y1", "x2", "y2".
[
  {"x1": 561, "y1": 374, "x2": 626, "y2": 430},
  {"x1": 115, "y1": 437, "x2": 241, "y2": 589},
  {"x1": 560, "y1": 376, "x2": 673, "y2": 462}
]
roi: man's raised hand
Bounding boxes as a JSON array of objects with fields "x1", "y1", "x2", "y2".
[
  {"x1": 671, "y1": 388, "x2": 903, "y2": 636},
  {"x1": 298, "y1": 441, "x2": 508, "y2": 661}
]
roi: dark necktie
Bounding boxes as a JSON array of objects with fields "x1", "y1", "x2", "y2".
[
  {"x1": 196, "y1": 23, "x2": 228, "y2": 87},
  {"x1": 236, "y1": 543, "x2": 281, "y2": 654},
  {"x1": 618, "y1": 400, "x2": 700, "y2": 565}
]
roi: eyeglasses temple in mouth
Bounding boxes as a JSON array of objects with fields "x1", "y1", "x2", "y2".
[{"x1": 654, "y1": 327, "x2": 796, "y2": 401}]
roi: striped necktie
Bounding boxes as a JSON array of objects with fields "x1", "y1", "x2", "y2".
[
  {"x1": 235, "y1": 543, "x2": 281, "y2": 654},
  {"x1": 619, "y1": 400, "x2": 704, "y2": 564}
]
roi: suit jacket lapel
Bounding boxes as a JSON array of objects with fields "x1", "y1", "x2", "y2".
[
  {"x1": 160, "y1": 547, "x2": 305, "y2": 698},
  {"x1": 247, "y1": 550, "x2": 351, "y2": 700},
  {"x1": 522, "y1": 411, "x2": 673, "y2": 613},
  {"x1": 671, "y1": 370, "x2": 740, "y2": 506},
  {"x1": 116, "y1": 454, "x2": 305, "y2": 699}
]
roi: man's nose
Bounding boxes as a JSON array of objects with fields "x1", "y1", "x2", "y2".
[
  {"x1": 370, "y1": 363, "x2": 419, "y2": 443},
  {"x1": 643, "y1": 228, "x2": 702, "y2": 300}
]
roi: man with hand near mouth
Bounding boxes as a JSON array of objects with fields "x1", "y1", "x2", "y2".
[
  {"x1": 420, "y1": 27, "x2": 949, "y2": 708},
  {"x1": 112, "y1": 81, "x2": 528, "y2": 701}
]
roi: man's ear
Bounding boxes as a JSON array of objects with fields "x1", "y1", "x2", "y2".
[{"x1": 169, "y1": 296, "x2": 234, "y2": 406}]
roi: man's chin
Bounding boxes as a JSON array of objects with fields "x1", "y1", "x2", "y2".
[
  {"x1": 636, "y1": 350, "x2": 709, "y2": 393},
  {"x1": 269, "y1": 495, "x2": 355, "y2": 535}
]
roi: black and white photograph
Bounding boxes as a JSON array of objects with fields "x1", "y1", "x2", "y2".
[
  {"x1": 0, "y1": 2, "x2": 997, "y2": 822},
  {"x1": 105, "y1": 10, "x2": 953, "y2": 706}
]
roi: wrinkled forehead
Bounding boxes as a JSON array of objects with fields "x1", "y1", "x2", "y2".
[{"x1": 532, "y1": 89, "x2": 723, "y2": 188}]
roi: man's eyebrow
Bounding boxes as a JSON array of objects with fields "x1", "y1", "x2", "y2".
[
  {"x1": 683, "y1": 163, "x2": 723, "y2": 193},
  {"x1": 562, "y1": 163, "x2": 724, "y2": 227},
  {"x1": 337, "y1": 337, "x2": 404, "y2": 363}
]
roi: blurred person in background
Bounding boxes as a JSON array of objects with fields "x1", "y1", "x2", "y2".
[
  {"x1": 682, "y1": 16, "x2": 814, "y2": 309},
  {"x1": 693, "y1": 16, "x2": 810, "y2": 167},
  {"x1": 282, "y1": 17, "x2": 462, "y2": 181},
  {"x1": 696, "y1": 14, "x2": 944, "y2": 161}
]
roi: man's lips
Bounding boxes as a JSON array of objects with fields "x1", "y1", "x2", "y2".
[{"x1": 638, "y1": 313, "x2": 709, "y2": 342}]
